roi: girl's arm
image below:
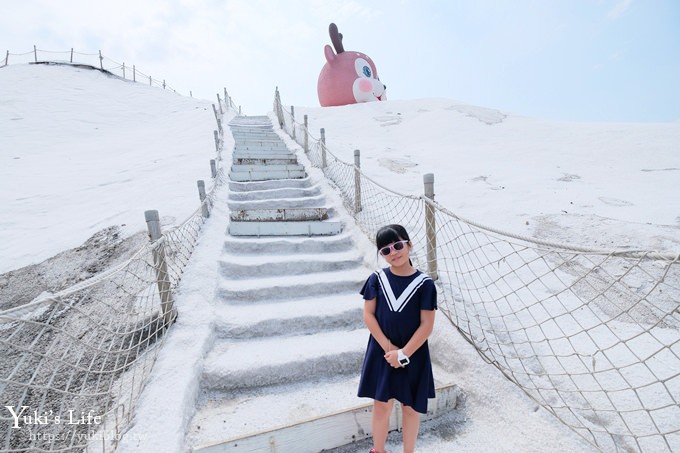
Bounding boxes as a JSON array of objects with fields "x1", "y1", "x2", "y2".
[
  {"x1": 384, "y1": 309, "x2": 435, "y2": 367},
  {"x1": 363, "y1": 298, "x2": 393, "y2": 353}
]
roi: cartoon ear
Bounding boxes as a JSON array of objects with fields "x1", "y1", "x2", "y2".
[
  {"x1": 329, "y1": 23, "x2": 345, "y2": 54},
  {"x1": 324, "y1": 44, "x2": 336, "y2": 64}
]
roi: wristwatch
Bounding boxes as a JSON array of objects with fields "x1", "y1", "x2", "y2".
[{"x1": 397, "y1": 349, "x2": 410, "y2": 366}]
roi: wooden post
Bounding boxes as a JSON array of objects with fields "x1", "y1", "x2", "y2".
[
  {"x1": 197, "y1": 181, "x2": 209, "y2": 218},
  {"x1": 98, "y1": 50, "x2": 103, "y2": 69},
  {"x1": 217, "y1": 94, "x2": 223, "y2": 114},
  {"x1": 224, "y1": 88, "x2": 229, "y2": 110},
  {"x1": 320, "y1": 128, "x2": 327, "y2": 169},
  {"x1": 217, "y1": 118, "x2": 223, "y2": 136},
  {"x1": 70, "y1": 48, "x2": 73, "y2": 63},
  {"x1": 303, "y1": 114, "x2": 309, "y2": 153},
  {"x1": 291, "y1": 106, "x2": 296, "y2": 140},
  {"x1": 423, "y1": 174, "x2": 438, "y2": 280},
  {"x1": 214, "y1": 130, "x2": 220, "y2": 153},
  {"x1": 144, "y1": 210, "x2": 176, "y2": 327},
  {"x1": 34, "y1": 45, "x2": 37, "y2": 63},
  {"x1": 212, "y1": 104, "x2": 219, "y2": 122},
  {"x1": 354, "y1": 149, "x2": 362, "y2": 213},
  {"x1": 210, "y1": 159, "x2": 217, "y2": 178}
]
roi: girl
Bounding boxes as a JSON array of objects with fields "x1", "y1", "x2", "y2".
[{"x1": 358, "y1": 224, "x2": 437, "y2": 453}]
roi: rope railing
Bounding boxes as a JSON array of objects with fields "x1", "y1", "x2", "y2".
[
  {"x1": 0, "y1": 94, "x2": 236, "y2": 452},
  {"x1": 274, "y1": 89, "x2": 680, "y2": 453},
  {"x1": 2, "y1": 47, "x2": 242, "y2": 109}
]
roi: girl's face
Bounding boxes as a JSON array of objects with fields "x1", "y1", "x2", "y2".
[{"x1": 379, "y1": 239, "x2": 411, "y2": 268}]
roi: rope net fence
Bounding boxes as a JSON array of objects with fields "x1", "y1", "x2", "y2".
[
  {"x1": 274, "y1": 91, "x2": 680, "y2": 452},
  {"x1": 0, "y1": 100, "x2": 234, "y2": 452}
]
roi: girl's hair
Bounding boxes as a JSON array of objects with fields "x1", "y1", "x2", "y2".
[{"x1": 375, "y1": 224, "x2": 411, "y2": 250}]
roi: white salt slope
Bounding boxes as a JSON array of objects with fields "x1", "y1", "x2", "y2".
[{"x1": 0, "y1": 63, "x2": 221, "y2": 273}]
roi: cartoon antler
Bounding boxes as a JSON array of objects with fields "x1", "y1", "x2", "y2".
[{"x1": 329, "y1": 23, "x2": 345, "y2": 54}]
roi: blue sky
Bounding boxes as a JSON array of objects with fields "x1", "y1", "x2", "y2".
[{"x1": 2, "y1": 0, "x2": 679, "y2": 122}]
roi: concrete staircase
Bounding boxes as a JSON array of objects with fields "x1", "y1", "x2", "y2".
[
  {"x1": 186, "y1": 116, "x2": 457, "y2": 452},
  {"x1": 187, "y1": 116, "x2": 372, "y2": 451}
]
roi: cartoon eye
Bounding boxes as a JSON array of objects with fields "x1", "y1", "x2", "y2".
[{"x1": 354, "y1": 57, "x2": 374, "y2": 78}]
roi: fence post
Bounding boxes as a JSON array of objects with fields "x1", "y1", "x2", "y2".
[
  {"x1": 290, "y1": 106, "x2": 296, "y2": 141},
  {"x1": 163, "y1": 80, "x2": 166, "y2": 89},
  {"x1": 98, "y1": 50, "x2": 103, "y2": 69},
  {"x1": 34, "y1": 45, "x2": 37, "y2": 63},
  {"x1": 122, "y1": 62, "x2": 126, "y2": 79},
  {"x1": 239, "y1": 105, "x2": 241, "y2": 115},
  {"x1": 217, "y1": 94, "x2": 223, "y2": 114},
  {"x1": 70, "y1": 48, "x2": 73, "y2": 63},
  {"x1": 133, "y1": 64, "x2": 136, "y2": 82},
  {"x1": 224, "y1": 88, "x2": 229, "y2": 110},
  {"x1": 149, "y1": 75, "x2": 152, "y2": 86},
  {"x1": 354, "y1": 149, "x2": 362, "y2": 213},
  {"x1": 4, "y1": 50, "x2": 8, "y2": 66},
  {"x1": 304, "y1": 114, "x2": 309, "y2": 153},
  {"x1": 423, "y1": 173, "x2": 438, "y2": 280},
  {"x1": 320, "y1": 128, "x2": 327, "y2": 169},
  {"x1": 214, "y1": 130, "x2": 220, "y2": 153},
  {"x1": 210, "y1": 159, "x2": 217, "y2": 178},
  {"x1": 212, "y1": 104, "x2": 219, "y2": 123},
  {"x1": 197, "y1": 180, "x2": 209, "y2": 218},
  {"x1": 144, "y1": 210, "x2": 176, "y2": 327},
  {"x1": 217, "y1": 118, "x2": 223, "y2": 136}
]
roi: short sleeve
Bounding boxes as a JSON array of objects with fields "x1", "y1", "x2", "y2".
[
  {"x1": 360, "y1": 272, "x2": 379, "y2": 300},
  {"x1": 419, "y1": 278, "x2": 437, "y2": 311}
]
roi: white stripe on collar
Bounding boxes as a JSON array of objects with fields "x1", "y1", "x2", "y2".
[{"x1": 375, "y1": 269, "x2": 430, "y2": 312}]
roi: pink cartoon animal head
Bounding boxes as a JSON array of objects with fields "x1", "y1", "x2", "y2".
[{"x1": 317, "y1": 23, "x2": 386, "y2": 107}]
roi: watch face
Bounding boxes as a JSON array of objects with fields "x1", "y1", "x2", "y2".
[{"x1": 399, "y1": 358, "x2": 408, "y2": 365}]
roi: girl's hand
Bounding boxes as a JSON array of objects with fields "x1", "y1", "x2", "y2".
[{"x1": 384, "y1": 350, "x2": 402, "y2": 368}]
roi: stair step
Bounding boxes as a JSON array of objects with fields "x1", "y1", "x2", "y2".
[
  {"x1": 228, "y1": 220, "x2": 343, "y2": 237},
  {"x1": 229, "y1": 170, "x2": 306, "y2": 182},
  {"x1": 222, "y1": 232, "x2": 356, "y2": 254},
  {"x1": 217, "y1": 268, "x2": 365, "y2": 302},
  {"x1": 233, "y1": 156, "x2": 298, "y2": 165},
  {"x1": 202, "y1": 329, "x2": 368, "y2": 391},
  {"x1": 229, "y1": 177, "x2": 312, "y2": 192},
  {"x1": 227, "y1": 195, "x2": 328, "y2": 211},
  {"x1": 188, "y1": 376, "x2": 364, "y2": 449},
  {"x1": 228, "y1": 185, "x2": 321, "y2": 201},
  {"x1": 230, "y1": 164, "x2": 304, "y2": 173},
  {"x1": 213, "y1": 292, "x2": 363, "y2": 338},
  {"x1": 219, "y1": 249, "x2": 364, "y2": 277},
  {"x1": 230, "y1": 208, "x2": 329, "y2": 222},
  {"x1": 189, "y1": 371, "x2": 459, "y2": 452}
]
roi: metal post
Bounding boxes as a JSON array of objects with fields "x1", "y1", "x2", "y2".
[
  {"x1": 354, "y1": 149, "x2": 362, "y2": 213},
  {"x1": 239, "y1": 105, "x2": 241, "y2": 115},
  {"x1": 34, "y1": 45, "x2": 37, "y2": 63},
  {"x1": 163, "y1": 80, "x2": 166, "y2": 89},
  {"x1": 217, "y1": 94, "x2": 223, "y2": 114},
  {"x1": 423, "y1": 174, "x2": 438, "y2": 280},
  {"x1": 149, "y1": 76, "x2": 152, "y2": 86},
  {"x1": 291, "y1": 106, "x2": 296, "y2": 141},
  {"x1": 70, "y1": 48, "x2": 73, "y2": 63},
  {"x1": 197, "y1": 180, "x2": 209, "y2": 218},
  {"x1": 210, "y1": 159, "x2": 217, "y2": 178},
  {"x1": 320, "y1": 128, "x2": 327, "y2": 169},
  {"x1": 133, "y1": 65, "x2": 136, "y2": 82},
  {"x1": 303, "y1": 114, "x2": 309, "y2": 153},
  {"x1": 4, "y1": 50, "x2": 8, "y2": 66},
  {"x1": 214, "y1": 130, "x2": 220, "y2": 153},
  {"x1": 98, "y1": 50, "x2": 103, "y2": 69},
  {"x1": 144, "y1": 210, "x2": 176, "y2": 326},
  {"x1": 122, "y1": 63, "x2": 126, "y2": 79}
]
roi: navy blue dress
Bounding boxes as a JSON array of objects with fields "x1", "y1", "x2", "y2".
[{"x1": 357, "y1": 267, "x2": 437, "y2": 414}]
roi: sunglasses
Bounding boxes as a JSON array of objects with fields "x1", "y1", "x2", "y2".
[{"x1": 379, "y1": 240, "x2": 409, "y2": 256}]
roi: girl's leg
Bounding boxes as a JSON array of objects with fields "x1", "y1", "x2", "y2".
[
  {"x1": 372, "y1": 399, "x2": 394, "y2": 452},
  {"x1": 401, "y1": 405, "x2": 420, "y2": 453}
]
